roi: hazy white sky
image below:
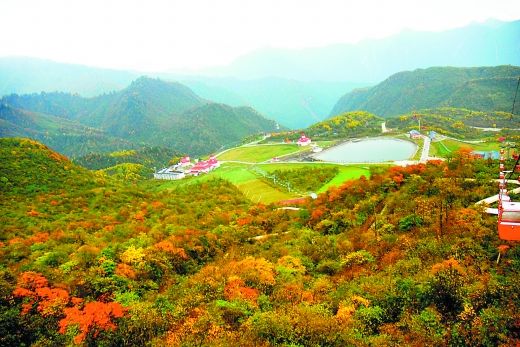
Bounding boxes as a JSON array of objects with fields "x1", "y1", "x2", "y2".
[{"x1": 0, "y1": 0, "x2": 519, "y2": 72}]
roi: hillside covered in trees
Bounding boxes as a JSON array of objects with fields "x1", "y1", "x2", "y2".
[
  {"x1": 385, "y1": 107, "x2": 520, "y2": 140},
  {"x1": 307, "y1": 111, "x2": 384, "y2": 139},
  {"x1": 330, "y1": 66, "x2": 520, "y2": 117},
  {"x1": 1, "y1": 138, "x2": 520, "y2": 346},
  {"x1": 0, "y1": 77, "x2": 278, "y2": 156},
  {"x1": 74, "y1": 147, "x2": 181, "y2": 172}
]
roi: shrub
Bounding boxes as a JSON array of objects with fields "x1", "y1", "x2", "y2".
[{"x1": 398, "y1": 214, "x2": 423, "y2": 231}]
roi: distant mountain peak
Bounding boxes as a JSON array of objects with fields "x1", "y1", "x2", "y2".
[
  {"x1": 0, "y1": 78, "x2": 278, "y2": 156},
  {"x1": 128, "y1": 76, "x2": 164, "y2": 88}
]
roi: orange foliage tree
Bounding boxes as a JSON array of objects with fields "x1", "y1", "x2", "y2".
[
  {"x1": 224, "y1": 277, "x2": 259, "y2": 305},
  {"x1": 12, "y1": 271, "x2": 69, "y2": 316},
  {"x1": 59, "y1": 301, "x2": 126, "y2": 344}
]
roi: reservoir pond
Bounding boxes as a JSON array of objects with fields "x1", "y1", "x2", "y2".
[{"x1": 313, "y1": 138, "x2": 417, "y2": 163}]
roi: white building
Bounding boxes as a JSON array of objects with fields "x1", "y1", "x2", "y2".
[{"x1": 153, "y1": 167, "x2": 185, "y2": 180}]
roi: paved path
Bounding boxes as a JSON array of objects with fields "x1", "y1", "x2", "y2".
[{"x1": 419, "y1": 135, "x2": 431, "y2": 163}]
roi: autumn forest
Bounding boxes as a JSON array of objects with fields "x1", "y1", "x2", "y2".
[{"x1": 1, "y1": 136, "x2": 519, "y2": 346}]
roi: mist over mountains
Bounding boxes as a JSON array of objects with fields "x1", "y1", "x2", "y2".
[
  {"x1": 1, "y1": 20, "x2": 518, "y2": 129},
  {"x1": 200, "y1": 19, "x2": 520, "y2": 83}
]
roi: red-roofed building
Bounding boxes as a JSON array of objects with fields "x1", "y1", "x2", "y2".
[
  {"x1": 189, "y1": 160, "x2": 211, "y2": 175},
  {"x1": 207, "y1": 155, "x2": 220, "y2": 169},
  {"x1": 297, "y1": 134, "x2": 312, "y2": 146},
  {"x1": 180, "y1": 156, "x2": 191, "y2": 166}
]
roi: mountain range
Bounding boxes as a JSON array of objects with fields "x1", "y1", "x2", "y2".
[
  {"x1": 200, "y1": 19, "x2": 520, "y2": 83},
  {"x1": 330, "y1": 65, "x2": 520, "y2": 117},
  {"x1": 0, "y1": 77, "x2": 278, "y2": 156},
  {"x1": 0, "y1": 57, "x2": 356, "y2": 129},
  {"x1": 2, "y1": 20, "x2": 519, "y2": 129}
]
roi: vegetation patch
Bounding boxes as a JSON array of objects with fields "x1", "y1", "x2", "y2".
[
  {"x1": 430, "y1": 138, "x2": 500, "y2": 157},
  {"x1": 265, "y1": 166, "x2": 339, "y2": 192},
  {"x1": 217, "y1": 144, "x2": 306, "y2": 163}
]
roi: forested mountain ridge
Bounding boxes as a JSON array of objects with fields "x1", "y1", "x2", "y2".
[
  {"x1": 0, "y1": 77, "x2": 278, "y2": 156},
  {"x1": 0, "y1": 57, "x2": 361, "y2": 129},
  {"x1": 1, "y1": 77, "x2": 205, "y2": 133},
  {"x1": 330, "y1": 65, "x2": 520, "y2": 117},
  {"x1": 306, "y1": 111, "x2": 384, "y2": 139}
]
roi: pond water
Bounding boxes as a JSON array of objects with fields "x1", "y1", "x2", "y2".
[{"x1": 313, "y1": 138, "x2": 417, "y2": 163}]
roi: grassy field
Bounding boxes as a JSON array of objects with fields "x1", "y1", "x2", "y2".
[
  {"x1": 235, "y1": 179, "x2": 294, "y2": 204},
  {"x1": 217, "y1": 144, "x2": 307, "y2": 162},
  {"x1": 258, "y1": 162, "x2": 373, "y2": 193},
  {"x1": 318, "y1": 166, "x2": 372, "y2": 193},
  {"x1": 431, "y1": 139, "x2": 500, "y2": 157}
]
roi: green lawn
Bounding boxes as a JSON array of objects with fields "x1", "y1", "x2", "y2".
[
  {"x1": 431, "y1": 139, "x2": 500, "y2": 157},
  {"x1": 207, "y1": 164, "x2": 296, "y2": 204},
  {"x1": 318, "y1": 166, "x2": 372, "y2": 193},
  {"x1": 235, "y1": 179, "x2": 294, "y2": 204},
  {"x1": 217, "y1": 144, "x2": 307, "y2": 162},
  {"x1": 258, "y1": 162, "x2": 372, "y2": 193}
]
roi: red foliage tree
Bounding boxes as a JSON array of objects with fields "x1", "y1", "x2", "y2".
[
  {"x1": 59, "y1": 301, "x2": 125, "y2": 344},
  {"x1": 13, "y1": 272, "x2": 69, "y2": 316},
  {"x1": 224, "y1": 277, "x2": 259, "y2": 305}
]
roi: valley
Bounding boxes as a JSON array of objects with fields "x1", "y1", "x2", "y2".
[{"x1": 1, "y1": 12, "x2": 520, "y2": 345}]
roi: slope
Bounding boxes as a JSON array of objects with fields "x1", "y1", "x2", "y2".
[
  {"x1": 74, "y1": 147, "x2": 180, "y2": 172},
  {"x1": 167, "y1": 103, "x2": 278, "y2": 154},
  {"x1": 3, "y1": 147, "x2": 520, "y2": 346},
  {"x1": 0, "y1": 138, "x2": 94, "y2": 194},
  {"x1": 330, "y1": 66, "x2": 520, "y2": 117},
  {"x1": 306, "y1": 111, "x2": 384, "y2": 139},
  {"x1": 0, "y1": 103, "x2": 133, "y2": 156},
  {"x1": 385, "y1": 107, "x2": 520, "y2": 139}
]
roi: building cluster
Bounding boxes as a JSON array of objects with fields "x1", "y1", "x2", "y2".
[{"x1": 153, "y1": 155, "x2": 220, "y2": 180}]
